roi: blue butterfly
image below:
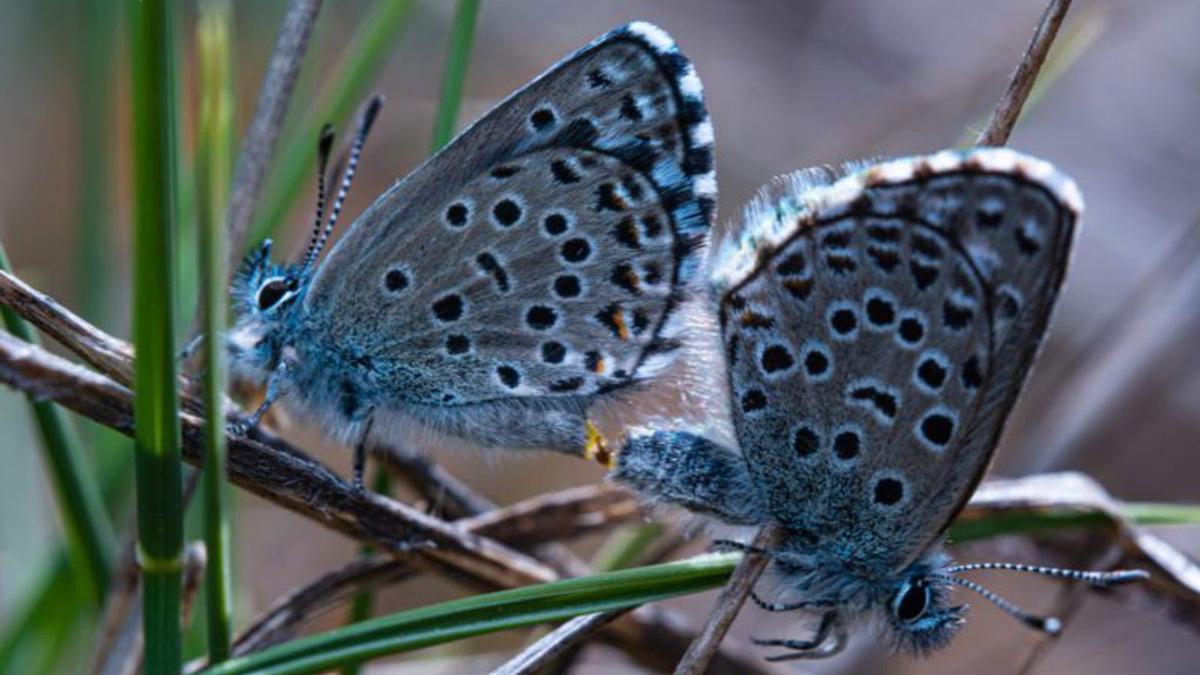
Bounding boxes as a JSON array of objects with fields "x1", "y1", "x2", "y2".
[
  {"x1": 227, "y1": 23, "x2": 716, "y2": 489},
  {"x1": 612, "y1": 149, "x2": 1147, "y2": 658}
]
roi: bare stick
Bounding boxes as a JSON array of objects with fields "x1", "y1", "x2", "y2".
[
  {"x1": 230, "y1": 555, "x2": 405, "y2": 656},
  {"x1": 87, "y1": 542, "x2": 142, "y2": 675},
  {"x1": 374, "y1": 444, "x2": 496, "y2": 518},
  {"x1": 0, "y1": 268, "x2": 132, "y2": 385},
  {"x1": 493, "y1": 609, "x2": 632, "y2": 675},
  {"x1": 0, "y1": 331, "x2": 555, "y2": 587},
  {"x1": 673, "y1": 524, "x2": 778, "y2": 675},
  {"x1": 0, "y1": 330, "x2": 767, "y2": 675},
  {"x1": 975, "y1": 0, "x2": 1073, "y2": 146},
  {"x1": 225, "y1": 0, "x2": 323, "y2": 268}
]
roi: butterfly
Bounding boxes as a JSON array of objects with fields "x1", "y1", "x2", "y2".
[
  {"x1": 611, "y1": 148, "x2": 1147, "y2": 658},
  {"x1": 226, "y1": 22, "x2": 716, "y2": 489}
]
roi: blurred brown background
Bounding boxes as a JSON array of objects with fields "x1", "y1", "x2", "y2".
[{"x1": 1, "y1": 1, "x2": 1197, "y2": 673}]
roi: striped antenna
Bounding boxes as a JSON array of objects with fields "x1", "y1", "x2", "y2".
[
  {"x1": 297, "y1": 124, "x2": 336, "y2": 275},
  {"x1": 932, "y1": 574, "x2": 1063, "y2": 634},
  {"x1": 933, "y1": 562, "x2": 1147, "y2": 634},
  {"x1": 946, "y1": 562, "x2": 1149, "y2": 587},
  {"x1": 300, "y1": 95, "x2": 384, "y2": 276}
]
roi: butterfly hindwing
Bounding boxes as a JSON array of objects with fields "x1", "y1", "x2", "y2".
[
  {"x1": 714, "y1": 149, "x2": 1079, "y2": 574},
  {"x1": 305, "y1": 23, "x2": 714, "y2": 405}
]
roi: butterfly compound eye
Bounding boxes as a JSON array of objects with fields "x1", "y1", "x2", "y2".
[
  {"x1": 256, "y1": 279, "x2": 289, "y2": 311},
  {"x1": 895, "y1": 582, "x2": 930, "y2": 623}
]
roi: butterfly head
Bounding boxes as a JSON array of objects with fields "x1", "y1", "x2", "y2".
[
  {"x1": 229, "y1": 239, "x2": 306, "y2": 378},
  {"x1": 884, "y1": 568, "x2": 965, "y2": 655},
  {"x1": 882, "y1": 557, "x2": 1149, "y2": 656},
  {"x1": 227, "y1": 96, "x2": 383, "y2": 380}
]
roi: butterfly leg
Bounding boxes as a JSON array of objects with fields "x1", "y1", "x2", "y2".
[
  {"x1": 610, "y1": 430, "x2": 766, "y2": 525},
  {"x1": 232, "y1": 359, "x2": 292, "y2": 436},
  {"x1": 352, "y1": 414, "x2": 375, "y2": 493},
  {"x1": 177, "y1": 332, "x2": 205, "y2": 364},
  {"x1": 754, "y1": 610, "x2": 846, "y2": 661},
  {"x1": 749, "y1": 591, "x2": 835, "y2": 613}
]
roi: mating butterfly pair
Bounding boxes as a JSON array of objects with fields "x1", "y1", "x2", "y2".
[{"x1": 228, "y1": 22, "x2": 1145, "y2": 659}]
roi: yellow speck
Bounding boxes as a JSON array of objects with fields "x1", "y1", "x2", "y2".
[{"x1": 584, "y1": 420, "x2": 615, "y2": 468}]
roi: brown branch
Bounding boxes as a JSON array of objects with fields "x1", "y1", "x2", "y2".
[
  {"x1": 374, "y1": 444, "x2": 497, "y2": 518},
  {"x1": 0, "y1": 295, "x2": 768, "y2": 674},
  {"x1": 455, "y1": 484, "x2": 638, "y2": 548},
  {"x1": 224, "y1": 0, "x2": 324, "y2": 268},
  {"x1": 87, "y1": 539, "x2": 141, "y2": 675},
  {"x1": 231, "y1": 554, "x2": 406, "y2": 657},
  {"x1": 0, "y1": 330, "x2": 556, "y2": 588},
  {"x1": 673, "y1": 525, "x2": 778, "y2": 675},
  {"x1": 13, "y1": 262, "x2": 1184, "y2": 669},
  {"x1": 975, "y1": 0, "x2": 1073, "y2": 146},
  {"x1": 0, "y1": 268, "x2": 132, "y2": 386},
  {"x1": 224, "y1": 485, "x2": 638, "y2": 655},
  {"x1": 493, "y1": 609, "x2": 633, "y2": 675},
  {"x1": 0, "y1": 258, "x2": 765, "y2": 668}
]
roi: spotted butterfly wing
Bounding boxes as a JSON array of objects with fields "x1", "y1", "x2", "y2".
[
  {"x1": 307, "y1": 23, "x2": 714, "y2": 411},
  {"x1": 712, "y1": 149, "x2": 1079, "y2": 574}
]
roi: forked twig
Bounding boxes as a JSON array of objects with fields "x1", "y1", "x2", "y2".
[
  {"x1": 975, "y1": 0, "x2": 1074, "y2": 146},
  {"x1": 0, "y1": 271, "x2": 768, "y2": 675},
  {"x1": 230, "y1": 554, "x2": 404, "y2": 657},
  {"x1": 223, "y1": 485, "x2": 636, "y2": 656}
]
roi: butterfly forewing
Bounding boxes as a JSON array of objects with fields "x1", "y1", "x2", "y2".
[
  {"x1": 716, "y1": 149, "x2": 1079, "y2": 574},
  {"x1": 306, "y1": 23, "x2": 714, "y2": 405}
]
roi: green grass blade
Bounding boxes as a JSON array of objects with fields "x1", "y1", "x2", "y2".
[
  {"x1": 202, "y1": 554, "x2": 737, "y2": 675},
  {"x1": 949, "y1": 500, "x2": 1200, "y2": 542},
  {"x1": 127, "y1": 0, "x2": 185, "y2": 671},
  {"x1": 197, "y1": 0, "x2": 237, "y2": 662},
  {"x1": 0, "y1": 243, "x2": 116, "y2": 607},
  {"x1": 247, "y1": 0, "x2": 416, "y2": 250},
  {"x1": 429, "y1": 0, "x2": 482, "y2": 152},
  {"x1": 202, "y1": 496, "x2": 1197, "y2": 674}
]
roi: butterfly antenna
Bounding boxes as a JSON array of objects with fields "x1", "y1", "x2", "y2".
[
  {"x1": 298, "y1": 124, "x2": 336, "y2": 273},
  {"x1": 300, "y1": 94, "x2": 384, "y2": 277},
  {"x1": 945, "y1": 562, "x2": 1149, "y2": 587},
  {"x1": 933, "y1": 564, "x2": 1147, "y2": 635},
  {"x1": 931, "y1": 574, "x2": 1063, "y2": 634}
]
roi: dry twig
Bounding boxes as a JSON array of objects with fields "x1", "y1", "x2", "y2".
[
  {"x1": 493, "y1": 609, "x2": 633, "y2": 675},
  {"x1": 224, "y1": 485, "x2": 637, "y2": 655},
  {"x1": 673, "y1": 525, "x2": 778, "y2": 675},
  {"x1": 0, "y1": 272, "x2": 768, "y2": 675},
  {"x1": 223, "y1": 0, "x2": 324, "y2": 269},
  {"x1": 975, "y1": 0, "x2": 1074, "y2": 146}
]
